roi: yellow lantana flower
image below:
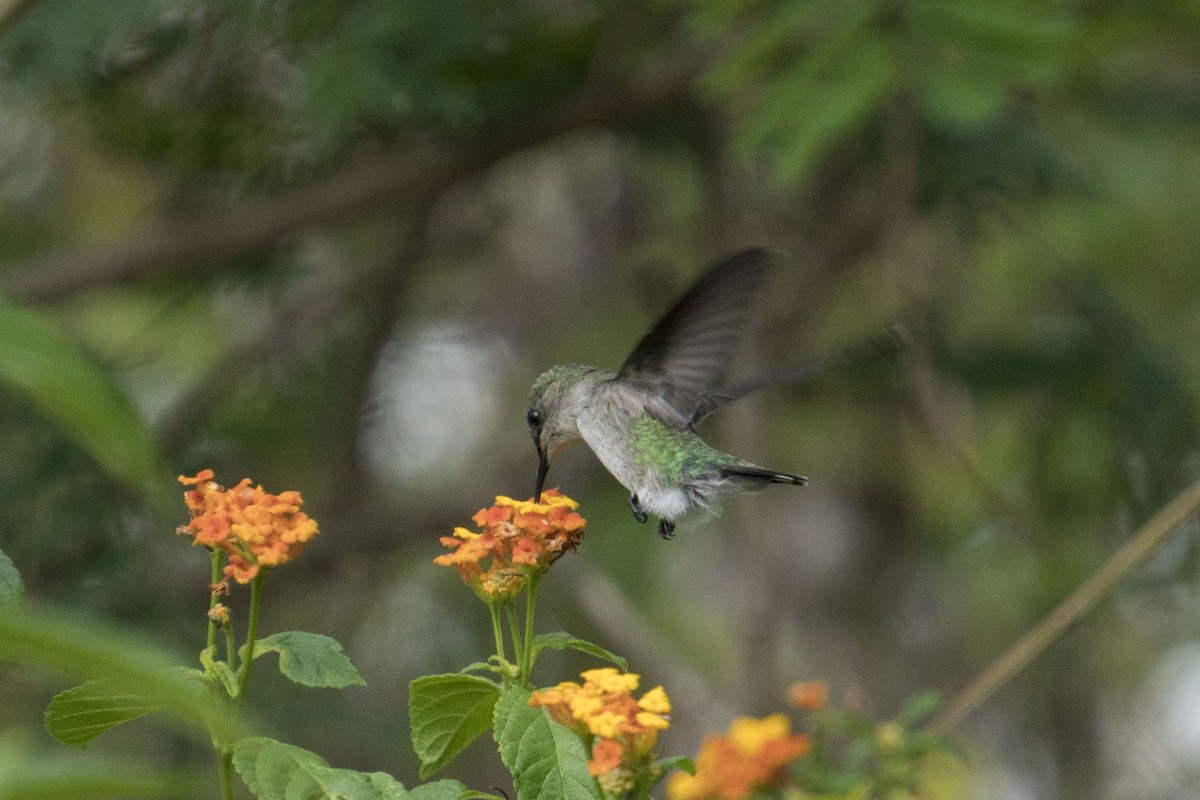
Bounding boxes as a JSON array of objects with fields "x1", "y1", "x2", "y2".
[
  {"x1": 530, "y1": 669, "x2": 671, "y2": 784},
  {"x1": 667, "y1": 713, "x2": 810, "y2": 800},
  {"x1": 435, "y1": 488, "x2": 585, "y2": 600}
]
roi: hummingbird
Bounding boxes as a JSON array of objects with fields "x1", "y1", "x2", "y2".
[{"x1": 527, "y1": 248, "x2": 825, "y2": 539}]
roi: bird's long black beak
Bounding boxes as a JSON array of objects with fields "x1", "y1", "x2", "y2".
[{"x1": 534, "y1": 443, "x2": 549, "y2": 503}]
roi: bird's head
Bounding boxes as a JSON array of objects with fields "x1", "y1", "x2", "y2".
[{"x1": 527, "y1": 364, "x2": 596, "y2": 501}]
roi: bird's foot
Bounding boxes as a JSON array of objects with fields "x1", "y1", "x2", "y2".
[
  {"x1": 629, "y1": 494, "x2": 648, "y2": 524},
  {"x1": 657, "y1": 519, "x2": 675, "y2": 540}
]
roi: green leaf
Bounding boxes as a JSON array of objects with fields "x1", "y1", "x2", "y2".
[
  {"x1": 0, "y1": 300, "x2": 159, "y2": 491},
  {"x1": 656, "y1": 755, "x2": 695, "y2": 776},
  {"x1": 409, "y1": 779, "x2": 472, "y2": 800},
  {"x1": 253, "y1": 631, "x2": 366, "y2": 688},
  {"x1": 44, "y1": 679, "x2": 162, "y2": 747},
  {"x1": 0, "y1": 549, "x2": 23, "y2": 608},
  {"x1": 530, "y1": 632, "x2": 628, "y2": 672},
  {"x1": 896, "y1": 689, "x2": 943, "y2": 727},
  {"x1": 920, "y1": 0, "x2": 1071, "y2": 60},
  {"x1": 493, "y1": 686, "x2": 600, "y2": 800},
  {"x1": 232, "y1": 737, "x2": 411, "y2": 800},
  {"x1": 919, "y1": 67, "x2": 1009, "y2": 125},
  {"x1": 325, "y1": 769, "x2": 410, "y2": 800},
  {"x1": 230, "y1": 737, "x2": 273, "y2": 798},
  {"x1": 753, "y1": 41, "x2": 894, "y2": 184},
  {"x1": 0, "y1": 606, "x2": 232, "y2": 743},
  {"x1": 0, "y1": 749, "x2": 202, "y2": 799},
  {"x1": 458, "y1": 661, "x2": 501, "y2": 675},
  {"x1": 409, "y1": 674, "x2": 501, "y2": 780}
]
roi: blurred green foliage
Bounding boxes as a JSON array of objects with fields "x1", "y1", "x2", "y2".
[{"x1": 1, "y1": 0, "x2": 1199, "y2": 798}]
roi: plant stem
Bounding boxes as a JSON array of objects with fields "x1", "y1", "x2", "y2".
[
  {"x1": 521, "y1": 573, "x2": 541, "y2": 685},
  {"x1": 236, "y1": 573, "x2": 265, "y2": 716},
  {"x1": 505, "y1": 601, "x2": 523, "y2": 677},
  {"x1": 489, "y1": 602, "x2": 508, "y2": 673},
  {"x1": 929, "y1": 477, "x2": 1200, "y2": 734},
  {"x1": 207, "y1": 550, "x2": 222, "y2": 656},
  {"x1": 217, "y1": 746, "x2": 235, "y2": 800},
  {"x1": 224, "y1": 623, "x2": 238, "y2": 673}
]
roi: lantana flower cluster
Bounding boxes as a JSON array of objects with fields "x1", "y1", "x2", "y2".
[
  {"x1": 786, "y1": 679, "x2": 828, "y2": 713},
  {"x1": 666, "y1": 713, "x2": 810, "y2": 800},
  {"x1": 434, "y1": 489, "x2": 585, "y2": 600},
  {"x1": 178, "y1": 469, "x2": 319, "y2": 583},
  {"x1": 530, "y1": 668, "x2": 671, "y2": 795}
]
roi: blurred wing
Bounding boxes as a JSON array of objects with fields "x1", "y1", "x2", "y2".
[
  {"x1": 690, "y1": 323, "x2": 910, "y2": 424},
  {"x1": 615, "y1": 248, "x2": 774, "y2": 427}
]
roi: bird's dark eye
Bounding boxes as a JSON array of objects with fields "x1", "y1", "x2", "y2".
[{"x1": 526, "y1": 408, "x2": 542, "y2": 429}]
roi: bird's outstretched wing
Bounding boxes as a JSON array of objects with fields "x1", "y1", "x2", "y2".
[
  {"x1": 614, "y1": 248, "x2": 774, "y2": 427},
  {"x1": 689, "y1": 323, "x2": 910, "y2": 425}
]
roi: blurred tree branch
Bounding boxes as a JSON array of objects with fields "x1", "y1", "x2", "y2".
[
  {"x1": 930, "y1": 477, "x2": 1200, "y2": 735},
  {"x1": 325, "y1": 201, "x2": 436, "y2": 494},
  {"x1": 0, "y1": 0, "x2": 38, "y2": 35},
  {"x1": 2, "y1": 53, "x2": 705, "y2": 304},
  {"x1": 153, "y1": 251, "x2": 357, "y2": 453}
]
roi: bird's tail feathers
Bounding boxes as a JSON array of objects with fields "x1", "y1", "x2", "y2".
[{"x1": 721, "y1": 465, "x2": 809, "y2": 485}]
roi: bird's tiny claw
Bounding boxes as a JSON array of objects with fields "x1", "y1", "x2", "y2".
[
  {"x1": 629, "y1": 494, "x2": 648, "y2": 524},
  {"x1": 657, "y1": 519, "x2": 675, "y2": 540}
]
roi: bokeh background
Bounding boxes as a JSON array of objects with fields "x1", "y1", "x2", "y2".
[{"x1": 2, "y1": 1, "x2": 1200, "y2": 798}]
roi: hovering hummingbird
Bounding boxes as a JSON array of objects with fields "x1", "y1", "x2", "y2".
[{"x1": 527, "y1": 248, "x2": 899, "y2": 539}]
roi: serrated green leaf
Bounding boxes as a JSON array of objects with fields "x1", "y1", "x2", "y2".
[
  {"x1": 409, "y1": 779, "x2": 471, "y2": 800},
  {"x1": 231, "y1": 737, "x2": 273, "y2": 798},
  {"x1": 253, "y1": 631, "x2": 365, "y2": 688},
  {"x1": 0, "y1": 550, "x2": 23, "y2": 608},
  {"x1": 409, "y1": 674, "x2": 501, "y2": 779},
  {"x1": 530, "y1": 632, "x2": 627, "y2": 672},
  {"x1": 365, "y1": 772, "x2": 412, "y2": 799},
  {"x1": 324, "y1": 768, "x2": 410, "y2": 800},
  {"x1": 0, "y1": 300, "x2": 159, "y2": 492},
  {"x1": 233, "y1": 737, "x2": 411, "y2": 800},
  {"x1": 493, "y1": 687, "x2": 600, "y2": 800},
  {"x1": 44, "y1": 679, "x2": 161, "y2": 747},
  {"x1": 233, "y1": 737, "x2": 324, "y2": 800}
]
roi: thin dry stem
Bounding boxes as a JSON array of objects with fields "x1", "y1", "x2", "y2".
[{"x1": 930, "y1": 477, "x2": 1200, "y2": 734}]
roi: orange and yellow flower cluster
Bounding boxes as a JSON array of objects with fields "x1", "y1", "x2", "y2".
[
  {"x1": 787, "y1": 679, "x2": 828, "y2": 713},
  {"x1": 666, "y1": 714, "x2": 810, "y2": 800},
  {"x1": 530, "y1": 668, "x2": 671, "y2": 794},
  {"x1": 434, "y1": 489, "x2": 585, "y2": 600},
  {"x1": 178, "y1": 469, "x2": 319, "y2": 583}
]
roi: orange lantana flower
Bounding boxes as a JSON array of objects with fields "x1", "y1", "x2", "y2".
[
  {"x1": 666, "y1": 714, "x2": 810, "y2": 800},
  {"x1": 177, "y1": 471, "x2": 319, "y2": 583},
  {"x1": 530, "y1": 668, "x2": 671, "y2": 792},
  {"x1": 434, "y1": 489, "x2": 585, "y2": 600},
  {"x1": 787, "y1": 679, "x2": 829, "y2": 712}
]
